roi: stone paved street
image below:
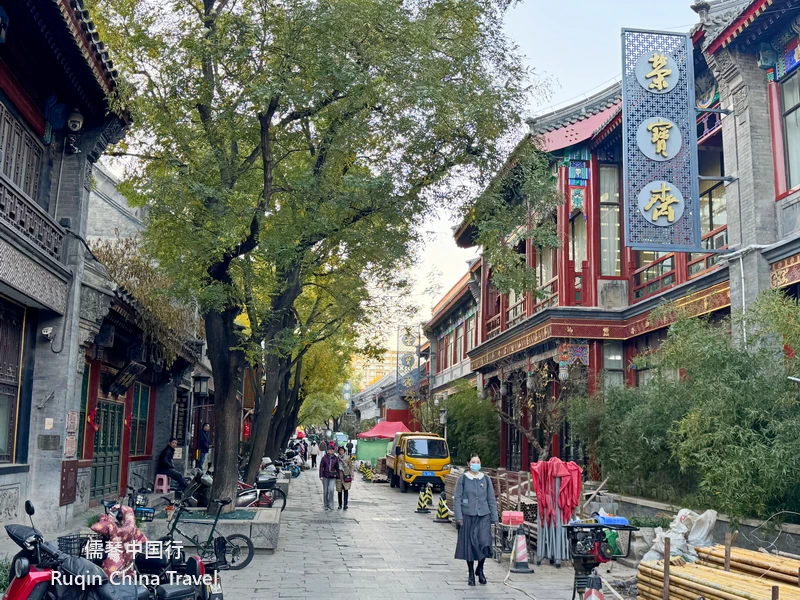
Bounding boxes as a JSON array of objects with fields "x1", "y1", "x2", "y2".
[{"x1": 221, "y1": 471, "x2": 636, "y2": 599}]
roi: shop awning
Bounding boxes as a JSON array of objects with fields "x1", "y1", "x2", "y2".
[{"x1": 357, "y1": 421, "x2": 410, "y2": 439}]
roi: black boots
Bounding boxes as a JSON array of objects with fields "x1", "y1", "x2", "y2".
[
  {"x1": 477, "y1": 559, "x2": 486, "y2": 585},
  {"x1": 467, "y1": 561, "x2": 476, "y2": 586}
]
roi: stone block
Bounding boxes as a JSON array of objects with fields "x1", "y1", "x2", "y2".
[
  {"x1": 144, "y1": 508, "x2": 251, "y2": 544},
  {"x1": 276, "y1": 473, "x2": 291, "y2": 497},
  {"x1": 249, "y1": 509, "x2": 280, "y2": 551}
]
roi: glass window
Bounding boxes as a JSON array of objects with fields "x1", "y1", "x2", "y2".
[
  {"x1": 406, "y1": 439, "x2": 449, "y2": 458},
  {"x1": 599, "y1": 166, "x2": 621, "y2": 276},
  {"x1": 783, "y1": 73, "x2": 800, "y2": 189},
  {"x1": 455, "y1": 324, "x2": 464, "y2": 364},
  {"x1": 437, "y1": 337, "x2": 444, "y2": 372},
  {"x1": 130, "y1": 382, "x2": 150, "y2": 456},
  {"x1": 570, "y1": 214, "x2": 587, "y2": 266},
  {"x1": 537, "y1": 247, "x2": 553, "y2": 284},
  {"x1": 698, "y1": 183, "x2": 727, "y2": 236},
  {"x1": 603, "y1": 340, "x2": 624, "y2": 389},
  {"x1": 466, "y1": 317, "x2": 475, "y2": 352}
]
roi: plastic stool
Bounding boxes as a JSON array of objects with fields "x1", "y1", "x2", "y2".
[{"x1": 154, "y1": 474, "x2": 170, "y2": 494}]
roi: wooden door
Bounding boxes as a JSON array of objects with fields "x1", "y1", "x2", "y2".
[{"x1": 91, "y1": 400, "x2": 124, "y2": 498}]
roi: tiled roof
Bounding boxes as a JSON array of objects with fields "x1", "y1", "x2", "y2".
[
  {"x1": 53, "y1": 0, "x2": 120, "y2": 97},
  {"x1": 690, "y1": 0, "x2": 762, "y2": 50},
  {"x1": 527, "y1": 83, "x2": 622, "y2": 135}
]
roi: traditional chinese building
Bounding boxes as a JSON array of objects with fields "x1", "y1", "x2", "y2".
[
  {"x1": 0, "y1": 0, "x2": 136, "y2": 529},
  {"x1": 424, "y1": 259, "x2": 481, "y2": 401},
  {"x1": 430, "y1": 0, "x2": 800, "y2": 472}
]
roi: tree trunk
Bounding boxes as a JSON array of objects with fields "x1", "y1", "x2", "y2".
[
  {"x1": 205, "y1": 306, "x2": 245, "y2": 512},
  {"x1": 244, "y1": 353, "x2": 279, "y2": 483}
]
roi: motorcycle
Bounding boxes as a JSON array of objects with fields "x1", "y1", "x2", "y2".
[
  {"x1": 93, "y1": 500, "x2": 225, "y2": 600},
  {"x1": 3, "y1": 500, "x2": 197, "y2": 600}
]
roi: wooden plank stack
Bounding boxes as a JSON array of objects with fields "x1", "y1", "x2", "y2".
[
  {"x1": 696, "y1": 546, "x2": 800, "y2": 586},
  {"x1": 638, "y1": 559, "x2": 800, "y2": 600}
]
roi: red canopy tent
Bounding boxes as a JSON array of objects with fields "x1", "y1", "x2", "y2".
[{"x1": 357, "y1": 421, "x2": 410, "y2": 439}]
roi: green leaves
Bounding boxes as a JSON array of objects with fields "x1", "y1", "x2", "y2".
[{"x1": 577, "y1": 290, "x2": 800, "y2": 521}]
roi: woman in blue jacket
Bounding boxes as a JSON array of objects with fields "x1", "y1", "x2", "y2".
[{"x1": 454, "y1": 453, "x2": 498, "y2": 586}]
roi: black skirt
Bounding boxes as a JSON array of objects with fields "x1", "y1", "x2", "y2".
[{"x1": 454, "y1": 514, "x2": 493, "y2": 561}]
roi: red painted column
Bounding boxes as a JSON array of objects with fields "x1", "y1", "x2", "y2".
[
  {"x1": 769, "y1": 81, "x2": 788, "y2": 199},
  {"x1": 557, "y1": 167, "x2": 572, "y2": 307},
  {"x1": 624, "y1": 341, "x2": 637, "y2": 387},
  {"x1": 480, "y1": 258, "x2": 489, "y2": 343},
  {"x1": 585, "y1": 155, "x2": 600, "y2": 307},
  {"x1": 82, "y1": 359, "x2": 102, "y2": 463},
  {"x1": 675, "y1": 252, "x2": 688, "y2": 285},
  {"x1": 119, "y1": 385, "x2": 135, "y2": 497},
  {"x1": 499, "y1": 294, "x2": 508, "y2": 331}
]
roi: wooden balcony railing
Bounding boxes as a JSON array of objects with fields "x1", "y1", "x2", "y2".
[
  {"x1": 506, "y1": 297, "x2": 526, "y2": 328},
  {"x1": 486, "y1": 314, "x2": 501, "y2": 340},
  {"x1": 0, "y1": 174, "x2": 64, "y2": 261},
  {"x1": 632, "y1": 254, "x2": 676, "y2": 301},
  {"x1": 532, "y1": 276, "x2": 558, "y2": 314},
  {"x1": 688, "y1": 226, "x2": 728, "y2": 279}
]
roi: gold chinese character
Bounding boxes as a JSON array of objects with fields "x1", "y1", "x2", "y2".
[
  {"x1": 643, "y1": 182, "x2": 679, "y2": 223},
  {"x1": 647, "y1": 118, "x2": 673, "y2": 157},
  {"x1": 646, "y1": 53, "x2": 672, "y2": 91}
]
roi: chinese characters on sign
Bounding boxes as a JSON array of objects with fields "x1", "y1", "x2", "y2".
[
  {"x1": 637, "y1": 181, "x2": 686, "y2": 225},
  {"x1": 623, "y1": 29, "x2": 701, "y2": 251},
  {"x1": 84, "y1": 539, "x2": 184, "y2": 561},
  {"x1": 396, "y1": 327, "x2": 420, "y2": 395},
  {"x1": 646, "y1": 53, "x2": 672, "y2": 90}
]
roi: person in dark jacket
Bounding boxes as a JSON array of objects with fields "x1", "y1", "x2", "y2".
[
  {"x1": 454, "y1": 453, "x2": 498, "y2": 586},
  {"x1": 158, "y1": 438, "x2": 188, "y2": 495},
  {"x1": 318, "y1": 445, "x2": 340, "y2": 510},
  {"x1": 197, "y1": 423, "x2": 211, "y2": 470}
]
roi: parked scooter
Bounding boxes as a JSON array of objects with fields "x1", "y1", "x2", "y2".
[
  {"x1": 94, "y1": 500, "x2": 225, "y2": 600},
  {"x1": 3, "y1": 500, "x2": 197, "y2": 600}
]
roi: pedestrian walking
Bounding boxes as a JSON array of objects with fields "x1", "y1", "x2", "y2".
[
  {"x1": 454, "y1": 454, "x2": 497, "y2": 586},
  {"x1": 310, "y1": 440, "x2": 319, "y2": 468},
  {"x1": 197, "y1": 423, "x2": 211, "y2": 471},
  {"x1": 319, "y1": 443, "x2": 340, "y2": 510},
  {"x1": 346, "y1": 440, "x2": 354, "y2": 457},
  {"x1": 336, "y1": 446, "x2": 353, "y2": 510},
  {"x1": 318, "y1": 439, "x2": 326, "y2": 454}
]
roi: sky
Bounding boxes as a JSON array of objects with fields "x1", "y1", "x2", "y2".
[{"x1": 408, "y1": 0, "x2": 701, "y2": 329}]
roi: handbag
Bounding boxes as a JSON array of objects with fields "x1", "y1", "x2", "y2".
[{"x1": 343, "y1": 475, "x2": 353, "y2": 483}]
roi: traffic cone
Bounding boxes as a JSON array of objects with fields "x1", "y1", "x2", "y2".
[
  {"x1": 424, "y1": 483, "x2": 433, "y2": 506},
  {"x1": 433, "y1": 493, "x2": 450, "y2": 523},
  {"x1": 584, "y1": 574, "x2": 604, "y2": 600},
  {"x1": 366, "y1": 469, "x2": 373, "y2": 481},
  {"x1": 509, "y1": 524, "x2": 533, "y2": 573},
  {"x1": 415, "y1": 488, "x2": 430, "y2": 513}
]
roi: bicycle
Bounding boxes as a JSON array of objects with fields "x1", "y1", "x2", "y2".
[
  {"x1": 236, "y1": 478, "x2": 287, "y2": 511},
  {"x1": 161, "y1": 496, "x2": 255, "y2": 570}
]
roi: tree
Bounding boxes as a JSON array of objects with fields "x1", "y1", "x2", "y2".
[
  {"x1": 494, "y1": 359, "x2": 587, "y2": 462},
  {"x1": 89, "y1": 0, "x2": 532, "y2": 504},
  {"x1": 408, "y1": 390, "x2": 442, "y2": 434},
  {"x1": 444, "y1": 381, "x2": 499, "y2": 468},
  {"x1": 296, "y1": 337, "x2": 351, "y2": 428},
  {"x1": 572, "y1": 292, "x2": 800, "y2": 520}
]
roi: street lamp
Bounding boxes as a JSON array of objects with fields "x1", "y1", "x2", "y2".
[
  {"x1": 193, "y1": 374, "x2": 210, "y2": 398},
  {"x1": 788, "y1": 376, "x2": 800, "y2": 383}
]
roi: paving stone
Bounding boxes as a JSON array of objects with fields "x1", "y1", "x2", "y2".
[{"x1": 214, "y1": 470, "x2": 638, "y2": 599}]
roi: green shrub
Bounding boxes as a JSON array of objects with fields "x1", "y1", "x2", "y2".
[
  {"x1": 570, "y1": 292, "x2": 800, "y2": 522},
  {"x1": 0, "y1": 557, "x2": 10, "y2": 591},
  {"x1": 86, "y1": 514, "x2": 100, "y2": 528},
  {"x1": 628, "y1": 516, "x2": 673, "y2": 529},
  {"x1": 445, "y1": 382, "x2": 500, "y2": 468}
]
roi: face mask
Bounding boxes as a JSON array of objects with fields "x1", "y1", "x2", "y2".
[{"x1": 470, "y1": 463, "x2": 481, "y2": 473}]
